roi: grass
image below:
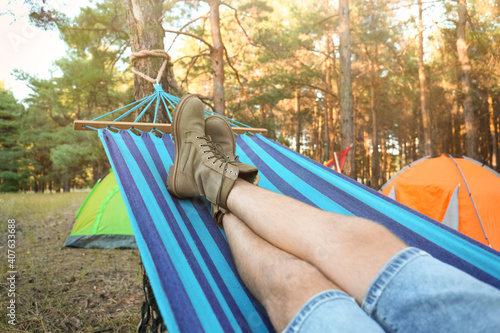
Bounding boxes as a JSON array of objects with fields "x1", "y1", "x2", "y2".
[{"x1": 0, "y1": 192, "x2": 143, "y2": 332}]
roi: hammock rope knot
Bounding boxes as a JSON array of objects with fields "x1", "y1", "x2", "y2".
[{"x1": 130, "y1": 49, "x2": 181, "y2": 93}]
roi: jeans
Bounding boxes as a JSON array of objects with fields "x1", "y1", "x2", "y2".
[{"x1": 283, "y1": 247, "x2": 500, "y2": 333}]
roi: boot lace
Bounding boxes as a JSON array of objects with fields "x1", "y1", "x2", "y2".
[{"x1": 198, "y1": 136, "x2": 237, "y2": 207}]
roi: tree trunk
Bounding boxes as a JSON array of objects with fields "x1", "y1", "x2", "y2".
[
  {"x1": 123, "y1": 0, "x2": 172, "y2": 123},
  {"x1": 418, "y1": 0, "x2": 432, "y2": 156},
  {"x1": 208, "y1": 0, "x2": 225, "y2": 115},
  {"x1": 295, "y1": 90, "x2": 301, "y2": 153},
  {"x1": 281, "y1": 112, "x2": 287, "y2": 145},
  {"x1": 364, "y1": 130, "x2": 370, "y2": 185},
  {"x1": 380, "y1": 132, "x2": 385, "y2": 180},
  {"x1": 371, "y1": 80, "x2": 379, "y2": 189},
  {"x1": 489, "y1": 91, "x2": 498, "y2": 168},
  {"x1": 313, "y1": 101, "x2": 321, "y2": 161},
  {"x1": 64, "y1": 169, "x2": 70, "y2": 192},
  {"x1": 323, "y1": 101, "x2": 331, "y2": 162},
  {"x1": 324, "y1": 28, "x2": 334, "y2": 161},
  {"x1": 339, "y1": 0, "x2": 355, "y2": 178},
  {"x1": 399, "y1": 136, "x2": 404, "y2": 170},
  {"x1": 369, "y1": 40, "x2": 380, "y2": 189},
  {"x1": 370, "y1": 51, "x2": 381, "y2": 189},
  {"x1": 260, "y1": 103, "x2": 266, "y2": 126},
  {"x1": 451, "y1": 98, "x2": 459, "y2": 154},
  {"x1": 456, "y1": 0, "x2": 477, "y2": 159}
]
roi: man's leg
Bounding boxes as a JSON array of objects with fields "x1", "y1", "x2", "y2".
[
  {"x1": 224, "y1": 212, "x2": 337, "y2": 331},
  {"x1": 223, "y1": 212, "x2": 385, "y2": 333},
  {"x1": 226, "y1": 179, "x2": 407, "y2": 303},
  {"x1": 225, "y1": 182, "x2": 500, "y2": 333}
]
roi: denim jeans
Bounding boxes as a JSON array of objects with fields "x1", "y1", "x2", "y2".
[{"x1": 283, "y1": 247, "x2": 500, "y2": 333}]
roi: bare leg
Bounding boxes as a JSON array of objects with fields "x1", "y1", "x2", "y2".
[
  {"x1": 226, "y1": 179, "x2": 407, "y2": 303},
  {"x1": 223, "y1": 212, "x2": 340, "y2": 332}
]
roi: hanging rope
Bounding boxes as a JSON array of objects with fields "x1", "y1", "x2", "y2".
[
  {"x1": 131, "y1": 50, "x2": 181, "y2": 93},
  {"x1": 137, "y1": 262, "x2": 168, "y2": 333}
]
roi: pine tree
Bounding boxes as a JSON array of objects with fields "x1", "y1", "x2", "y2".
[{"x1": 0, "y1": 89, "x2": 25, "y2": 192}]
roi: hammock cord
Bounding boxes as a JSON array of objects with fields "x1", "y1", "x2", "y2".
[
  {"x1": 137, "y1": 262, "x2": 168, "y2": 333},
  {"x1": 86, "y1": 49, "x2": 252, "y2": 128},
  {"x1": 130, "y1": 49, "x2": 181, "y2": 93}
]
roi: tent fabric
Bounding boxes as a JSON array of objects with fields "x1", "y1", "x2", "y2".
[
  {"x1": 324, "y1": 146, "x2": 351, "y2": 172},
  {"x1": 442, "y1": 185, "x2": 460, "y2": 230},
  {"x1": 98, "y1": 129, "x2": 500, "y2": 333},
  {"x1": 381, "y1": 154, "x2": 500, "y2": 250},
  {"x1": 65, "y1": 169, "x2": 136, "y2": 249}
]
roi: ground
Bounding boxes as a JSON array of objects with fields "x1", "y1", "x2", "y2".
[{"x1": 0, "y1": 192, "x2": 143, "y2": 333}]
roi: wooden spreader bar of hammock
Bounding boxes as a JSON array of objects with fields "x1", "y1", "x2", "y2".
[{"x1": 74, "y1": 120, "x2": 268, "y2": 135}]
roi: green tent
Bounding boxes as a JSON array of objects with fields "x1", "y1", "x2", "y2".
[{"x1": 64, "y1": 170, "x2": 136, "y2": 248}]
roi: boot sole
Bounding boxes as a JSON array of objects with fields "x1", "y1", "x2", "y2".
[{"x1": 168, "y1": 94, "x2": 199, "y2": 198}]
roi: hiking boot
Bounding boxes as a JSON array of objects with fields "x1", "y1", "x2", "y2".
[
  {"x1": 205, "y1": 115, "x2": 260, "y2": 226},
  {"x1": 166, "y1": 95, "x2": 238, "y2": 210},
  {"x1": 205, "y1": 115, "x2": 259, "y2": 184}
]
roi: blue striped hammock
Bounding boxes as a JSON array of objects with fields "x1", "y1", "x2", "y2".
[{"x1": 79, "y1": 87, "x2": 500, "y2": 332}]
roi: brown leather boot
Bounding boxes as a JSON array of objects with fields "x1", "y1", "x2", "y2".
[
  {"x1": 166, "y1": 95, "x2": 238, "y2": 210},
  {"x1": 205, "y1": 115, "x2": 259, "y2": 184},
  {"x1": 205, "y1": 115, "x2": 260, "y2": 227}
]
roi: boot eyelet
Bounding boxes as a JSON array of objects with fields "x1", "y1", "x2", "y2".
[
  {"x1": 218, "y1": 166, "x2": 222, "y2": 169},
  {"x1": 229, "y1": 170, "x2": 233, "y2": 173},
  {"x1": 225, "y1": 168, "x2": 228, "y2": 171},
  {"x1": 212, "y1": 161, "x2": 216, "y2": 165},
  {"x1": 196, "y1": 136, "x2": 200, "y2": 139},
  {"x1": 207, "y1": 157, "x2": 211, "y2": 160}
]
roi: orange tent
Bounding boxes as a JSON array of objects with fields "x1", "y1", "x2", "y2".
[{"x1": 381, "y1": 154, "x2": 500, "y2": 250}]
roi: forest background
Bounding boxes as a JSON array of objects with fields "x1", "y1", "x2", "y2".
[{"x1": 1, "y1": 0, "x2": 499, "y2": 193}]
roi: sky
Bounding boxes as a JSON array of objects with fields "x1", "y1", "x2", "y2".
[
  {"x1": 0, "y1": 0, "x2": 193, "y2": 102},
  {"x1": 0, "y1": 0, "x2": 90, "y2": 101}
]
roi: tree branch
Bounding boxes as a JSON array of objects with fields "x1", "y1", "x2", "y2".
[
  {"x1": 180, "y1": 53, "x2": 205, "y2": 86},
  {"x1": 294, "y1": 82, "x2": 339, "y2": 100},
  {"x1": 109, "y1": 41, "x2": 130, "y2": 74},
  {"x1": 192, "y1": 93, "x2": 213, "y2": 101},
  {"x1": 174, "y1": 50, "x2": 211, "y2": 63},
  {"x1": 220, "y1": 3, "x2": 257, "y2": 46},
  {"x1": 164, "y1": 29, "x2": 213, "y2": 50},
  {"x1": 166, "y1": 15, "x2": 209, "y2": 52},
  {"x1": 223, "y1": 46, "x2": 246, "y2": 95},
  {"x1": 312, "y1": 13, "x2": 339, "y2": 29}
]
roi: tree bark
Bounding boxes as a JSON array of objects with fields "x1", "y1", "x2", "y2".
[
  {"x1": 363, "y1": 130, "x2": 370, "y2": 185},
  {"x1": 370, "y1": 47, "x2": 380, "y2": 189},
  {"x1": 381, "y1": 133, "x2": 389, "y2": 183},
  {"x1": 123, "y1": 0, "x2": 172, "y2": 123},
  {"x1": 451, "y1": 98, "x2": 459, "y2": 154},
  {"x1": 323, "y1": 100, "x2": 331, "y2": 162},
  {"x1": 418, "y1": 0, "x2": 432, "y2": 156},
  {"x1": 295, "y1": 90, "x2": 301, "y2": 153},
  {"x1": 316, "y1": 101, "x2": 323, "y2": 161},
  {"x1": 324, "y1": 28, "x2": 334, "y2": 161},
  {"x1": 456, "y1": 0, "x2": 477, "y2": 159},
  {"x1": 489, "y1": 91, "x2": 498, "y2": 168},
  {"x1": 281, "y1": 112, "x2": 287, "y2": 145},
  {"x1": 339, "y1": 0, "x2": 355, "y2": 177},
  {"x1": 208, "y1": 0, "x2": 225, "y2": 115}
]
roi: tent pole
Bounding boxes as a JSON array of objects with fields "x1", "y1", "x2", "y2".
[
  {"x1": 334, "y1": 152, "x2": 341, "y2": 172},
  {"x1": 447, "y1": 155, "x2": 491, "y2": 247}
]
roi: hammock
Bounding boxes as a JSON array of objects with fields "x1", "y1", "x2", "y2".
[{"x1": 77, "y1": 87, "x2": 500, "y2": 333}]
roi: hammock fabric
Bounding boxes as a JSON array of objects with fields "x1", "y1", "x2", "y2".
[{"x1": 98, "y1": 128, "x2": 500, "y2": 333}]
